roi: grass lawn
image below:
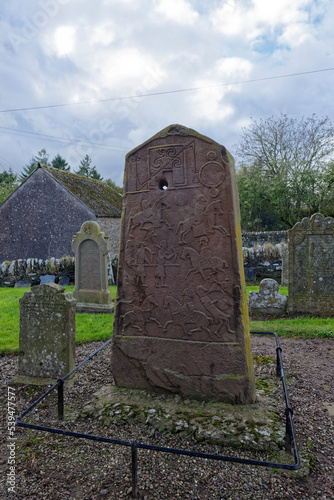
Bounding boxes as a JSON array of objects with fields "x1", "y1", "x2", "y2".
[{"x1": 0, "y1": 285, "x2": 332, "y2": 354}]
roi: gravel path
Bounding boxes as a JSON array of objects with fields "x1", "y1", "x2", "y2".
[{"x1": 1, "y1": 335, "x2": 333, "y2": 499}]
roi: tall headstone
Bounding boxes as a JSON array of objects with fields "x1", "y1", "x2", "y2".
[
  {"x1": 14, "y1": 283, "x2": 76, "y2": 385},
  {"x1": 288, "y1": 213, "x2": 334, "y2": 316},
  {"x1": 111, "y1": 124, "x2": 255, "y2": 403},
  {"x1": 72, "y1": 221, "x2": 113, "y2": 313}
]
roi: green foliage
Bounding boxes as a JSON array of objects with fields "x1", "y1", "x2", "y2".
[
  {"x1": 34, "y1": 148, "x2": 50, "y2": 167},
  {"x1": 236, "y1": 114, "x2": 334, "y2": 230},
  {"x1": 19, "y1": 148, "x2": 51, "y2": 182},
  {"x1": 105, "y1": 178, "x2": 123, "y2": 195},
  {"x1": 51, "y1": 153, "x2": 70, "y2": 171},
  {"x1": 0, "y1": 168, "x2": 18, "y2": 204},
  {"x1": 75, "y1": 154, "x2": 103, "y2": 180}
]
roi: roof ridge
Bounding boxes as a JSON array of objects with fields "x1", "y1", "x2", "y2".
[{"x1": 41, "y1": 166, "x2": 122, "y2": 217}]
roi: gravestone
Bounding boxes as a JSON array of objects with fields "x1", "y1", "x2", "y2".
[
  {"x1": 111, "y1": 124, "x2": 255, "y2": 403},
  {"x1": 14, "y1": 280, "x2": 30, "y2": 288},
  {"x1": 288, "y1": 213, "x2": 334, "y2": 316},
  {"x1": 248, "y1": 278, "x2": 287, "y2": 315},
  {"x1": 59, "y1": 275, "x2": 70, "y2": 286},
  {"x1": 40, "y1": 274, "x2": 56, "y2": 285},
  {"x1": 13, "y1": 283, "x2": 76, "y2": 385},
  {"x1": 71, "y1": 221, "x2": 113, "y2": 313}
]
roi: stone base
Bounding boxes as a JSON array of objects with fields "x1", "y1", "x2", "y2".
[
  {"x1": 75, "y1": 302, "x2": 114, "y2": 314},
  {"x1": 111, "y1": 336, "x2": 255, "y2": 404},
  {"x1": 81, "y1": 384, "x2": 285, "y2": 453},
  {"x1": 10, "y1": 373, "x2": 75, "y2": 386}
]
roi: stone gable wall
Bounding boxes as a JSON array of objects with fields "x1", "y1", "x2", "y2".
[
  {"x1": 0, "y1": 168, "x2": 97, "y2": 262},
  {"x1": 97, "y1": 217, "x2": 122, "y2": 254}
]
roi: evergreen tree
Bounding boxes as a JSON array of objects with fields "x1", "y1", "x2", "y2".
[
  {"x1": 19, "y1": 148, "x2": 51, "y2": 182},
  {"x1": 75, "y1": 155, "x2": 103, "y2": 180},
  {"x1": 51, "y1": 154, "x2": 70, "y2": 171},
  {"x1": 35, "y1": 148, "x2": 50, "y2": 167}
]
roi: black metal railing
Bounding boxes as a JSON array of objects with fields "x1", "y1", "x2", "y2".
[{"x1": 16, "y1": 332, "x2": 300, "y2": 498}]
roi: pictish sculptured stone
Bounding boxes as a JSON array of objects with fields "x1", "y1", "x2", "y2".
[
  {"x1": 288, "y1": 213, "x2": 334, "y2": 316},
  {"x1": 14, "y1": 283, "x2": 76, "y2": 385},
  {"x1": 72, "y1": 220, "x2": 113, "y2": 313},
  {"x1": 111, "y1": 124, "x2": 255, "y2": 403}
]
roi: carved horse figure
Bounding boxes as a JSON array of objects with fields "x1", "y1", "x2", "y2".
[
  {"x1": 121, "y1": 294, "x2": 162, "y2": 333},
  {"x1": 174, "y1": 199, "x2": 229, "y2": 244},
  {"x1": 196, "y1": 284, "x2": 234, "y2": 334},
  {"x1": 163, "y1": 294, "x2": 213, "y2": 337},
  {"x1": 181, "y1": 247, "x2": 228, "y2": 280}
]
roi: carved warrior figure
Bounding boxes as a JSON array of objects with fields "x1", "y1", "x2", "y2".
[{"x1": 111, "y1": 124, "x2": 255, "y2": 404}]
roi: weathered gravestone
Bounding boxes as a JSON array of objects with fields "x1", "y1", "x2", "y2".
[
  {"x1": 248, "y1": 278, "x2": 287, "y2": 315},
  {"x1": 72, "y1": 221, "x2": 113, "y2": 313},
  {"x1": 288, "y1": 213, "x2": 334, "y2": 316},
  {"x1": 111, "y1": 124, "x2": 255, "y2": 403},
  {"x1": 13, "y1": 283, "x2": 76, "y2": 385}
]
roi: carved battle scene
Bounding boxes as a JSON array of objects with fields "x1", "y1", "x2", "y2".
[{"x1": 117, "y1": 144, "x2": 236, "y2": 341}]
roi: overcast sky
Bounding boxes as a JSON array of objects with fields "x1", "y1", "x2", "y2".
[{"x1": 1, "y1": 0, "x2": 333, "y2": 185}]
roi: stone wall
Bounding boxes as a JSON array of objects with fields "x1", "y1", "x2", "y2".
[
  {"x1": 0, "y1": 254, "x2": 118, "y2": 287},
  {"x1": 242, "y1": 243, "x2": 287, "y2": 283},
  {"x1": 242, "y1": 231, "x2": 288, "y2": 248},
  {"x1": 1, "y1": 244, "x2": 282, "y2": 287}
]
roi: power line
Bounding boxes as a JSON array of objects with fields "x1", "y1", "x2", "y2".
[
  {"x1": 0, "y1": 126, "x2": 128, "y2": 151},
  {"x1": 1, "y1": 67, "x2": 333, "y2": 114}
]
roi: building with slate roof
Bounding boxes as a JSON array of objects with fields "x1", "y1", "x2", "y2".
[{"x1": 0, "y1": 165, "x2": 123, "y2": 261}]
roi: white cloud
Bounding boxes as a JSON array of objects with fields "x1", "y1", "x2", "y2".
[
  {"x1": 89, "y1": 23, "x2": 115, "y2": 46},
  {"x1": 278, "y1": 22, "x2": 313, "y2": 47},
  {"x1": 154, "y1": 0, "x2": 199, "y2": 25},
  {"x1": 214, "y1": 57, "x2": 253, "y2": 79},
  {"x1": 211, "y1": 0, "x2": 311, "y2": 44},
  {"x1": 53, "y1": 25, "x2": 77, "y2": 57},
  {"x1": 190, "y1": 57, "x2": 253, "y2": 122}
]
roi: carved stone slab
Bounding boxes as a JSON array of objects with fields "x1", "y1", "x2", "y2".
[
  {"x1": 288, "y1": 213, "x2": 334, "y2": 316},
  {"x1": 72, "y1": 221, "x2": 113, "y2": 313},
  {"x1": 111, "y1": 124, "x2": 255, "y2": 403}
]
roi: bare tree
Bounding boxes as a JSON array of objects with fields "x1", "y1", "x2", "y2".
[{"x1": 236, "y1": 114, "x2": 334, "y2": 229}]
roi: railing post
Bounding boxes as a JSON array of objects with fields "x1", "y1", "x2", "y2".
[
  {"x1": 285, "y1": 408, "x2": 293, "y2": 452},
  {"x1": 276, "y1": 346, "x2": 282, "y2": 378},
  {"x1": 57, "y1": 380, "x2": 64, "y2": 420},
  {"x1": 131, "y1": 440, "x2": 138, "y2": 498}
]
